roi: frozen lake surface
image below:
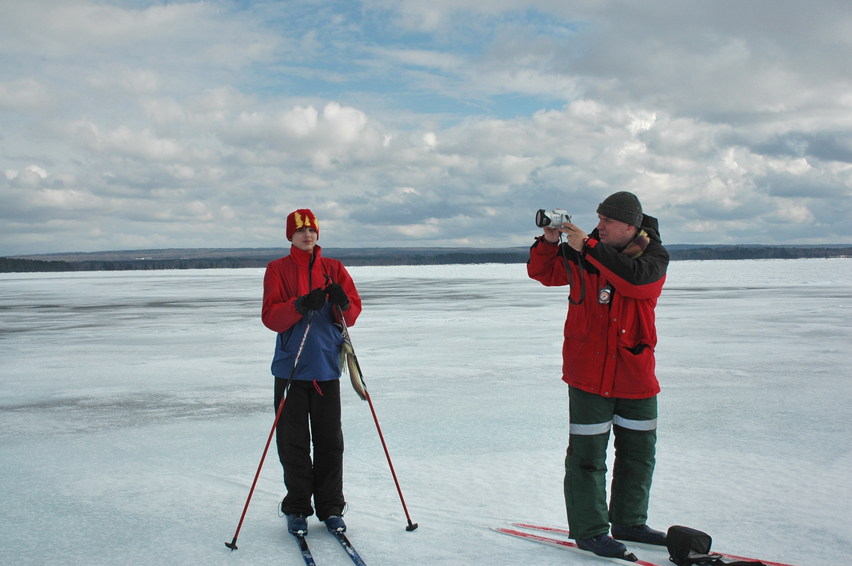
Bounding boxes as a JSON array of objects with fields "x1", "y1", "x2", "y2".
[{"x1": 1, "y1": 259, "x2": 850, "y2": 565}]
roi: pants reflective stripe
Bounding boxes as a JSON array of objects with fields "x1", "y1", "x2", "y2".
[
  {"x1": 613, "y1": 415, "x2": 657, "y2": 431},
  {"x1": 570, "y1": 416, "x2": 657, "y2": 435},
  {"x1": 569, "y1": 421, "x2": 612, "y2": 435}
]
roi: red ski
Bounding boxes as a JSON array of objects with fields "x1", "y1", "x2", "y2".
[
  {"x1": 493, "y1": 526, "x2": 657, "y2": 565},
  {"x1": 510, "y1": 522, "x2": 798, "y2": 566}
]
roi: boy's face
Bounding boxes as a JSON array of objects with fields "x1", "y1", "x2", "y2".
[{"x1": 291, "y1": 227, "x2": 318, "y2": 252}]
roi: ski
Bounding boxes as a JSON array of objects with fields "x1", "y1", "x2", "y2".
[
  {"x1": 492, "y1": 527, "x2": 655, "y2": 565},
  {"x1": 291, "y1": 532, "x2": 317, "y2": 566},
  {"x1": 513, "y1": 522, "x2": 667, "y2": 553},
  {"x1": 513, "y1": 522, "x2": 668, "y2": 551},
  {"x1": 510, "y1": 522, "x2": 798, "y2": 566},
  {"x1": 327, "y1": 528, "x2": 368, "y2": 566}
]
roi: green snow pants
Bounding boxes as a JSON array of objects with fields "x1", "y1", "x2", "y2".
[{"x1": 564, "y1": 386, "x2": 658, "y2": 540}]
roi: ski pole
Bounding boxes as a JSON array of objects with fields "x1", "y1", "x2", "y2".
[
  {"x1": 225, "y1": 311, "x2": 316, "y2": 551},
  {"x1": 365, "y1": 388, "x2": 419, "y2": 531},
  {"x1": 336, "y1": 306, "x2": 419, "y2": 532}
]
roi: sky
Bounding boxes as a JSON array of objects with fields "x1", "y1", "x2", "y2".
[{"x1": 2, "y1": 0, "x2": 852, "y2": 255}]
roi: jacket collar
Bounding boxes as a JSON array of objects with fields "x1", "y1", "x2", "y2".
[
  {"x1": 621, "y1": 230, "x2": 650, "y2": 258},
  {"x1": 588, "y1": 228, "x2": 652, "y2": 258},
  {"x1": 289, "y1": 244, "x2": 322, "y2": 266}
]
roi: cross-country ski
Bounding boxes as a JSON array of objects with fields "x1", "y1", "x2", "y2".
[
  {"x1": 507, "y1": 522, "x2": 798, "y2": 566},
  {"x1": 493, "y1": 526, "x2": 653, "y2": 565},
  {"x1": 327, "y1": 528, "x2": 368, "y2": 566},
  {"x1": 291, "y1": 531, "x2": 317, "y2": 566}
]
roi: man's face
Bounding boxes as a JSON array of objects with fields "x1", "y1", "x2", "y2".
[
  {"x1": 595, "y1": 214, "x2": 638, "y2": 248},
  {"x1": 291, "y1": 227, "x2": 318, "y2": 252}
]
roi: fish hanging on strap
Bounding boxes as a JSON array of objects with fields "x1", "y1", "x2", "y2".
[{"x1": 340, "y1": 338, "x2": 367, "y2": 401}]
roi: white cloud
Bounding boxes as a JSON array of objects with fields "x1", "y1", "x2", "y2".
[{"x1": 1, "y1": 0, "x2": 851, "y2": 254}]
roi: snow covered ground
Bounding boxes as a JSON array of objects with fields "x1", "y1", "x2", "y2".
[{"x1": 1, "y1": 259, "x2": 849, "y2": 566}]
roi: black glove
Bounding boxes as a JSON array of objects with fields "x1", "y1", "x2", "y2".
[
  {"x1": 326, "y1": 283, "x2": 350, "y2": 310},
  {"x1": 295, "y1": 287, "x2": 327, "y2": 314}
]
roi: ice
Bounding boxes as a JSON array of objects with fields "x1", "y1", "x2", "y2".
[{"x1": 1, "y1": 259, "x2": 850, "y2": 565}]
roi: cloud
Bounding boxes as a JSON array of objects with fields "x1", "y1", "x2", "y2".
[{"x1": 1, "y1": 0, "x2": 851, "y2": 255}]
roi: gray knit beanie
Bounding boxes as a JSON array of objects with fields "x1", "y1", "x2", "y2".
[{"x1": 597, "y1": 191, "x2": 643, "y2": 226}]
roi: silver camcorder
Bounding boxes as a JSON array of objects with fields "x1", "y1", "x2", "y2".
[{"x1": 535, "y1": 209, "x2": 571, "y2": 229}]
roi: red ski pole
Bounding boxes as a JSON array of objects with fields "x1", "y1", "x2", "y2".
[
  {"x1": 225, "y1": 312, "x2": 315, "y2": 551},
  {"x1": 364, "y1": 388, "x2": 419, "y2": 531},
  {"x1": 337, "y1": 306, "x2": 418, "y2": 532}
]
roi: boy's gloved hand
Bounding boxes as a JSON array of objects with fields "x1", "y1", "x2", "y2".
[
  {"x1": 295, "y1": 287, "x2": 327, "y2": 314},
  {"x1": 326, "y1": 283, "x2": 350, "y2": 310}
]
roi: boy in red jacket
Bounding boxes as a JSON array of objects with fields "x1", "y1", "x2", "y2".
[
  {"x1": 527, "y1": 192, "x2": 669, "y2": 560},
  {"x1": 262, "y1": 209, "x2": 362, "y2": 535}
]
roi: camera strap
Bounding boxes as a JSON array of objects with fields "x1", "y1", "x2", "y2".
[{"x1": 557, "y1": 236, "x2": 587, "y2": 305}]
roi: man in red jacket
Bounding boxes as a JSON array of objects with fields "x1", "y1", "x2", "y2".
[
  {"x1": 527, "y1": 192, "x2": 669, "y2": 560},
  {"x1": 262, "y1": 209, "x2": 362, "y2": 536}
]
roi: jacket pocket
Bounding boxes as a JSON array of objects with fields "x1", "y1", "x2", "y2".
[{"x1": 618, "y1": 344, "x2": 655, "y2": 381}]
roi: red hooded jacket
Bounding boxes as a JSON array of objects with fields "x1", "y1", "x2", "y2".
[
  {"x1": 527, "y1": 219, "x2": 668, "y2": 399},
  {"x1": 262, "y1": 245, "x2": 361, "y2": 380}
]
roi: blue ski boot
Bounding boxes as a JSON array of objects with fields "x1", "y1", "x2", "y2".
[
  {"x1": 611, "y1": 524, "x2": 667, "y2": 546},
  {"x1": 324, "y1": 515, "x2": 346, "y2": 533},
  {"x1": 286, "y1": 514, "x2": 308, "y2": 535},
  {"x1": 576, "y1": 533, "x2": 629, "y2": 558}
]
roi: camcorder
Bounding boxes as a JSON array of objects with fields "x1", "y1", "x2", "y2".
[{"x1": 535, "y1": 209, "x2": 571, "y2": 229}]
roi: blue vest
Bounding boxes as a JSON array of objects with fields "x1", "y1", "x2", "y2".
[{"x1": 271, "y1": 303, "x2": 343, "y2": 381}]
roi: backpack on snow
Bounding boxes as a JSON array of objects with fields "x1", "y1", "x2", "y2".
[{"x1": 666, "y1": 525, "x2": 767, "y2": 566}]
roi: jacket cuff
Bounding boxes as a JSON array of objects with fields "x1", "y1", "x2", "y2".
[{"x1": 535, "y1": 235, "x2": 560, "y2": 247}]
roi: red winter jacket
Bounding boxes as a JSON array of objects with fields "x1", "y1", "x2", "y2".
[
  {"x1": 262, "y1": 245, "x2": 361, "y2": 380},
  {"x1": 262, "y1": 245, "x2": 361, "y2": 333},
  {"x1": 527, "y1": 220, "x2": 668, "y2": 399}
]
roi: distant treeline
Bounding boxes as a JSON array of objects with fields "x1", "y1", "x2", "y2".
[{"x1": 2, "y1": 245, "x2": 850, "y2": 273}]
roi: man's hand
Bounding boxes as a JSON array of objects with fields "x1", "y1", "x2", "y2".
[
  {"x1": 542, "y1": 226, "x2": 562, "y2": 243},
  {"x1": 561, "y1": 222, "x2": 589, "y2": 251},
  {"x1": 543, "y1": 221, "x2": 588, "y2": 251}
]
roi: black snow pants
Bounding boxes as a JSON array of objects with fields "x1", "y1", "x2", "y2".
[{"x1": 274, "y1": 378, "x2": 345, "y2": 521}]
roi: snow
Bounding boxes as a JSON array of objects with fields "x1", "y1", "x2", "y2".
[{"x1": 1, "y1": 259, "x2": 850, "y2": 566}]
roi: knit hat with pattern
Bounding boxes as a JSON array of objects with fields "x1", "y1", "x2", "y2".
[
  {"x1": 286, "y1": 209, "x2": 319, "y2": 241},
  {"x1": 597, "y1": 191, "x2": 643, "y2": 226}
]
